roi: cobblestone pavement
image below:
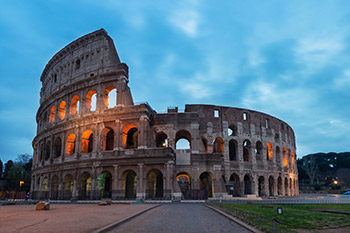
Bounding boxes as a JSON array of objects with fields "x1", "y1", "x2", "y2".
[{"x1": 110, "y1": 204, "x2": 251, "y2": 233}]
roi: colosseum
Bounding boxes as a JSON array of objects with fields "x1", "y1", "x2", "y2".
[{"x1": 31, "y1": 29, "x2": 298, "y2": 201}]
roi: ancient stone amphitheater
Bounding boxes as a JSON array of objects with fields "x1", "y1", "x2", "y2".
[{"x1": 31, "y1": 29, "x2": 298, "y2": 200}]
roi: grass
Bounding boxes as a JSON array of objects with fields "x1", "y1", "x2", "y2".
[{"x1": 211, "y1": 203, "x2": 350, "y2": 232}]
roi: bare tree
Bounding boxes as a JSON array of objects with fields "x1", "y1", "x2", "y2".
[{"x1": 302, "y1": 155, "x2": 319, "y2": 185}]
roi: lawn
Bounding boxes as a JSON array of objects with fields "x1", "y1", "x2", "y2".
[{"x1": 211, "y1": 203, "x2": 350, "y2": 232}]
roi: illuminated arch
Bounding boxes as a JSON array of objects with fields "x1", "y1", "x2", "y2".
[
  {"x1": 69, "y1": 95, "x2": 80, "y2": 115},
  {"x1": 101, "y1": 128, "x2": 114, "y2": 151},
  {"x1": 283, "y1": 147, "x2": 288, "y2": 167},
  {"x1": 49, "y1": 106, "x2": 55, "y2": 124},
  {"x1": 103, "y1": 86, "x2": 117, "y2": 108},
  {"x1": 85, "y1": 90, "x2": 97, "y2": 112},
  {"x1": 65, "y1": 133, "x2": 76, "y2": 155},
  {"x1": 213, "y1": 137, "x2": 224, "y2": 156},
  {"x1": 81, "y1": 130, "x2": 93, "y2": 153},
  {"x1": 267, "y1": 142, "x2": 273, "y2": 160},
  {"x1": 58, "y1": 100, "x2": 66, "y2": 120},
  {"x1": 122, "y1": 124, "x2": 138, "y2": 149}
]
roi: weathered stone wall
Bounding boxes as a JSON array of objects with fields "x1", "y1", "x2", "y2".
[{"x1": 31, "y1": 29, "x2": 298, "y2": 201}]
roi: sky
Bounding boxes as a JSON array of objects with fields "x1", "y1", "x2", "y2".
[{"x1": 0, "y1": 0, "x2": 349, "y2": 163}]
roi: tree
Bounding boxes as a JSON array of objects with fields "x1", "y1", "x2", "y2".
[
  {"x1": 15, "y1": 154, "x2": 31, "y2": 167},
  {"x1": 0, "y1": 159, "x2": 3, "y2": 178},
  {"x1": 302, "y1": 155, "x2": 319, "y2": 185},
  {"x1": 3, "y1": 160, "x2": 14, "y2": 178}
]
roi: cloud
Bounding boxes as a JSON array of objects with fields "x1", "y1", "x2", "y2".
[
  {"x1": 169, "y1": 10, "x2": 200, "y2": 37},
  {"x1": 334, "y1": 69, "x2": 350, "y2": 89}
]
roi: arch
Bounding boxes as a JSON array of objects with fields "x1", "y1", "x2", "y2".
[
  {"x1": 69, "y1": 95, "x2": 80, "y2": 115},
  {"x1": 63, "y1": 174, "x2": 73, "y2": 200},
  {"x1": 277, "y1": 176, "x2": 282, "y2": 195},
  {"x1": 79, "y1": 172, "x2": 91, "y2": 200},
  {"x1": 104, "y1": 86, "x2": 117, "y2": 108},
  {"x1": 290, "y1": 178, "x2": 293, "y2": 196},
  {"x1": 156, "y1": 132, "x2": 168, "y2": 148},
  {"x1": 291, "y1": 151, "x2": 295, "y2": 167},
  {"x1": 244, "y1": 174, "x2": 252, "y2": 195},
  {"x1": 122, "y1": 170, "x2": 137, "y2": 199},
  {"x1": 146, "y1": 169, "x2": 163, "y2": 199},
  {"x1": 98, "y1": 171, "x2": 112, "y2": 199},
  {"x1": 199, "y1": 172, "x2": 214, "y2": 199},
  {"x1": 65, "y1": 133, "x2": 76, "y2": 155},
  {"x1": 58, "y1": 100, "x2": 66, "y2": 120},
  {"x1": 255, "y1": 141, "x2": 263, "y2": 160},
  {"x1": 213, "y1": 137, "x2": 224, "y2": 156},
  {"x1": 175, "y1": 130, "x2": 191, "y2": 149},
  {"x1": 45, "y1": 141, "x2": 51, "y2": 160},
  {"x1": 81, "y1": 130, "x2": 93, "y2": 153},
  {"x1": 267, "y1": 142, "x2": 273, "y2": 160},
  {"x1": 243, "y1": 140, "x2": 251, "y2": 162},
  {"x1": 54, "y1": 137, "x2": 62, "y2": 158},
  {"x1": 51, "y1": 175, "x2": 59, "y2": 200},
  {"x1": 268, "y1": 176, "x2": 275, "y2": 196},
  {"x1": 176, "y1": 172, "x2": 191, "y2": 199},
  {"x1": 49, "y1": 106, "x2": 55, "y2": 124},
  {"x1": 85, "y1": 90, "x2": 97, "y2": 112},
  {"x1": 122, "y1": 124, "x2": 138, "y2": 149},
  {"x1": 258, "y1": 176, "x2": 265, "y2": 197},
  {"x1": 228, "y1": 124, "x2": 237, "y2": 136},
  {"x1": 229, "y1": 139, "x2": 237, "y2": 161},
  {"x1": 101, "y1": 128, "x2": 114, "y2": 151},
  {"x1": 283, "y1": 147, "x2": 288, "y2": 167},
  {"x1": 284, "y1": 177, "x2": 289, "y2": 196},
  {"x1": 42, "y1": 177, "x2": 49, "y2": 192},
  {"x1": 288, "y1": 149, "x2": 291, "y2": 167},
  {"x1": 229, "y1": 173, "x2": 240, "y2": 196}
]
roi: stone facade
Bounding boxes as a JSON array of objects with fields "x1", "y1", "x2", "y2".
[{"x1": 31, "y1": 29, "x2": 298, "y2": 200}]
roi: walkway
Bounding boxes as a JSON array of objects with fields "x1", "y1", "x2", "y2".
[{"x1": 109, "y1": 204, "x2": 250, "y2": 233}]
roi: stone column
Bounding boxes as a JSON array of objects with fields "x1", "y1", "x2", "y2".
[
  {"x1": 138, "y1": 116, "x2": 148, "y2": 149},
  {"x1": 112, "y1": 165, "x2": 119, "y2": 199},
  {"x1": 58, "y1": 174, "x2": 64, "y2": 200},
  {"x1": 115, "y1": 119, "x2": 121, "y2": 149},
  {"x1": 137, "y1": 163, "x2": 145, "y2": 199}
]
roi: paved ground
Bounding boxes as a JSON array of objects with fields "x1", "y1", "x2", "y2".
[
  {"x1": 110, "y1": 204, "x2": 251, "y2": 233},
  {"x1": 0, "y1": 204, "x2": 156, "y2": 233}
]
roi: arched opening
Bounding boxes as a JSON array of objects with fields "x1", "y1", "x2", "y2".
[
  {"x1": 58, "y1": 100, "x2": 66, "y2": 120},
  {"x1": 81, "y1": 130, "x2": 93, "y2": 153},
  {"x1": 244, "y1": 174, "x2": 252, "y2": 195},
  {"x1": 229, "y1": 173, "x2": 240, "y2": 196},
  {"x1": 243, "y1": 140, "x2": 251, "y2": 162},
  {"x1": 65, "y1": 133, "x2": 76, "y2": 155},
  {"x1": 42, "y1": 177, "x2": 49, "y2": 199},
  {"x1": 284, "y1": 177, "x2": 289, "y2": 196},
  {"x1": 51, "y1": 175, "x2": 59, "y2": 200},
  {"x1": 146, "y1": 169, "x2": 163, "y2": 199},
  {"x1": 156, "y1": 132, "x2": 168, "y2": 147},
  {"x1": 104, "y1": 86, "x2": 117, "y2": 108},
  {"x1": 276, "y1": 146, "x2": 281, "y2": 166},
  {"x1": 267, "y1": 142, "x2": 273, "y2": 160},
  {"x1": 228, "y1": 125, "x2": 236, "y2": 136},
  {"x1": 49, "y1": 106, "x2": 55, "y2": 124},
  {"x1": 290, "y1": 178, "x2": 293, "y2": 196},
  {"x1": 86, "y1": 90, "x2": 97, "y2": 112},
  {"x1": 98, "y1": 171, "x2": 112, "y2": 199},
  {"x1": 54, "y1": 137, "x2": 62, "y2": 158},
  {"x1": 277, "y1": 176, "x2": 282, "y2": 195},
  {"x1": 213, "y1": 137, "x2": 224, "y2": 156},
  {"x1": 79, "y1": 172, "x2": 91, "y2": 200},
  {"x1": 175, "y1": 130, "x2": 191, "y2": 149},
  {"x1": 269, "y1": 176, "x2": 275, "y2": 196},
  {"x1": 288, "y1": 149, "x2": 291, "y2": 167},
  {"x1": 69, "y1": 95, "x2": 80, "y2": 115},
  {"x1": 176, "y1": 173, "x2": 191, "y2": 199},
  {"x1": 258, "y1": 176, "x2": 265, "y2": 197},
  {"x1": 283, "y1": 147, "x2": 288, "y2": 167},
  {"x1": 63, "y1": 174, "x2": 73, "y2": 200},
  {"x1": 291, "y1": 151, "x2": 295, "y2": 167},
  {"x1": 255, "y1": 141, "x2": 263, "y2": 160},
  {"x1": 199, "y1": 172, "x2": 214, "y2": 199},
  {"x1": 122, "y1": 170, "x2": 137, "y2": 199},
  {"x1": 101, "y1": 128, "x2": 114, "y2": 151},
  {"x1": 122, "y1": 125, "x2": 138, "y2": 149},
  {"x1": 45, "y1": 141, "x2": 50, "y2": 160},
  {"x1": 202, "y1": 136, "x2": 208, "y2": 153},
  {"x1": 229, "y1": 139, "x2": 237, "y2": 161}
]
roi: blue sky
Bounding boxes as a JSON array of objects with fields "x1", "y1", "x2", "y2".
[{"x1": 1, "y1": 0, "x2": 349, "y2": 163}]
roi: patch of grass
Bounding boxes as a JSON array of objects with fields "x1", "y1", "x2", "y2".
[{"x1": 211, "y1": 204, "x2": 350, "y2": 233}]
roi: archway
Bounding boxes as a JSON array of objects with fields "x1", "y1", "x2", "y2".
[
  {"x1": 98, "y1": 171, "x2": 112, "y2": 199},
  {"x1": 51, "y1": 175, "x2": 59, "y2": 200},
  {"x1": 122, "y1": 125, "x2": 138, "y2": 149},
  {"x1": 122, "y1": 170, "x2": 137, "y2": 199},
  {"x1": 81, "y1": 130, "x2": 93, "y2": 153},
  {"x1": 229, "y1": 173, "x2": 240, "y2": 196},
  {"x1": 269, "y1": 176, "x2": 275, "y2": 196},
  {"x1": 277, "y1": 176, "x2": 282, "y2": 195},
  {"x1": 199, "y1": 172, "x2": 214, "y2": 199},
  {"x1": 79, "y1": 172, "x2": 92, "y2": 200},
  {"x1": 258, "y1": 176, "x2": 265, "y2": 197},
  {"x1": 156, "y1": 132, "x2": 168, "y2": 147},
  {"x1": 146, "y1": 169, "x2": 163, "y2": 199},
  {"x1": 244, "y1": 174, "x2": 252, "y2": 195},
  {"x1": 101, "y1": 128, "x2": 114, "y2": 151},
  {"x1": 284, "y1": 177, "x2": 289, "y2": 196},
  {"x1": 229, "y1": 139, "x2": 237, "y2": 161},
  {"x1": 213, "y1": 137, "x2": 224, "y2": 156},
  {"x1": 63, "y1": 174, "x2": 73, "y2": 200},
  {"x1": 66, "y1": 133, "x2": 76, "y2": 155},
  {"x1": 42, "y1": 177, "x2": 49, "y2": 199},
  {"x1": 176, "y1": 173, "x2": 191, "y2": 199},
  {"x1": 243, "y1": 140, "x2": 251, "y2": 162}
]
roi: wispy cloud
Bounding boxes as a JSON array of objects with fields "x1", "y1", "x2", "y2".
[{"x1": 169, "y1": 10, "x2": 200, "y2": 37}]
